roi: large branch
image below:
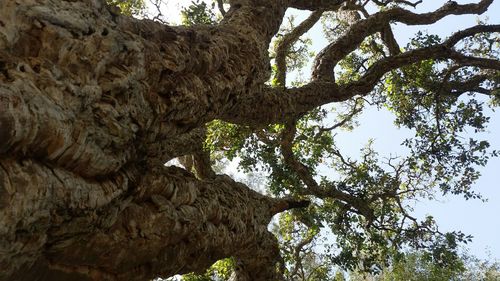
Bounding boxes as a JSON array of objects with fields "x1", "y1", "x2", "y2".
[
  {"x1": 345, "y1": 25, "x2": 500, "y2": 96},
  {"x1": 312, "y1": 0, "x2": 494, "y2": 80},
  {"x1": 222, "y1": 24, "x2": 500, "y2": 126}
]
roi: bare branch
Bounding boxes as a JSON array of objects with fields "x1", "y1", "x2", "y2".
[
  {"x1": 372, "y1": 0, "x2": 423, "y2": 8},
  {"x1": 313, "y1": 100, "x2": 363, "y2": 138}
]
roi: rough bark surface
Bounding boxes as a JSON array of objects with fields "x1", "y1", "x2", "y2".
[
  {"x1": 0, "y1": 0, "x2": 291, "y2": 279},
  {"x1": 0, "y1": 0, "x2": 498, "y2": 280}
]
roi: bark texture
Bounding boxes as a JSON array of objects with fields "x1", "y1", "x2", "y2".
[
  {"x1": 0, "y1": 0, "x2": 290, "y2": 279},
  {"x1": 0, "y1": 0, "x2": 498, "y2": 280}
]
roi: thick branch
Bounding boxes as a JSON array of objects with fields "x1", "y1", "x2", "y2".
[
  {"x1": 345, "y1": 25, "x2": 500, "y2": 96},
  {"x1": 312, "y1": 0, "x2": 493, "y2": 80},
  {"x1": 0, "y1": 0, "x2": 288, "y2": 176},
  {"x1": 220, "y1": 82, "x2": 343, "y2": 125}
]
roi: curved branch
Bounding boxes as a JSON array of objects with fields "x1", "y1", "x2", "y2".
[
  {"x1": 344, "y1": 25, "x2": 500, "y2": 97},
  {"x1": 443, "y1": 73, "x2": 496, "y2": 96},
  {"x1": 312, "y1": 0, "x2": 494, "y2": 80},
  {"x1": 279, "y1": 121, "x2": 375, "y2": 220},
  {"x1": 275, "y1": 10, "x2": 323, "y2": 87},
  {"x1": 288, "y1": 234, "x2": 315, "y2": 279},
  {"x1": 372, "y1": 0, "x2": 423, "y2": 8}
]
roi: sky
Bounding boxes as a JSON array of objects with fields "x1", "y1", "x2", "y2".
[{"x1": 154, "y1": 0, "x2": 500, "y2": 260}]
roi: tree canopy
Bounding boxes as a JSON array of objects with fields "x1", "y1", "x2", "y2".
[{"x1": 0, "y1": 0, "x2": 499, "y2": 280}]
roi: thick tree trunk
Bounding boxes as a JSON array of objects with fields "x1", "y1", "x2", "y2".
[
  {"x1": 0, "y1": 0, "x2": 292, "y2": 279},
  {"x1": 1, "y1": 160, "x2": 286, "y2": 280}
]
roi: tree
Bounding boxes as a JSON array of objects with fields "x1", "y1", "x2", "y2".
[{"x1": 0, "y1": 0, "x2": 499, "y2": 280}]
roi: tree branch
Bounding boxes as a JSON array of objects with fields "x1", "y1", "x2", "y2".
[
  {"x1": 217, "y1": 0, "x2": 226, "y2": 16},
  {"x1": 275, "y1": 10, "x2": 323, "y2": 87},
  {"x1": 381, "y1": 23, "x2": 401, "y2": 55},
  {"x1": 312, "y1": 0, "x2": 494, "y2": 80},
  {"x1": 344, "y1": 25, "x2": 500, "y2": 97},
  {"x1": 279, "y1": 121, "x2": 375, "y2": 220},
  {"x1": 372, "y1": 0, "x2": 423, "y2": 8}
]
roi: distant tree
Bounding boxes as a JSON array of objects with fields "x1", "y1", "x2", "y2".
[{"x1": 1, "y1": 0, "x2": 499, "y2": 280}]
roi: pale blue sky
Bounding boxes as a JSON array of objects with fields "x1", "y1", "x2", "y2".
[{"x1": 159, "y1": 0, "x2": 500, "y2": 260}]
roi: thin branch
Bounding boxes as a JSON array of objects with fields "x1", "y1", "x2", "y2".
[
  {"x1": 289, "y1": 235, "x2": 315, "y2": 279},
  {"x1": 279, "y1": 120, "x2": 376, "y2": 221},
  {"x1": 313, "y1": 100, "x2": 363, "y2": 139},
  {"x1": 275, "y1": 10, "x2": 324, "y2": 87}
]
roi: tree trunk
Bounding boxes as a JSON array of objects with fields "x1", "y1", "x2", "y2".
[
  {"x1": 0, "y1": 0, "x2": 293, "y2": 279},
  {"x1": 2, "y1": 0, "x2": 498, "y2": 279}
]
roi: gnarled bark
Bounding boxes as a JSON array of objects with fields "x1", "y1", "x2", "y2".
[
  {"x1": 0, "y1": 0, "x2": 292, "y2": 279},
  {"x1": 1, "y1": 159, "x2": 290, "y2": 280},
  {"x1": 0, "y1": 0, "x2": 498, "y2": 280}
]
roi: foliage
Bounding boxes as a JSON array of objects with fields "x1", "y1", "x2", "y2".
[
  {"x1": 381, "y1": 31, "x2": 498, "y2": 200},
  {"x1": 106, "y1": 0, "x2": 145, "y2": 16},
  {"x1": 180, "y1": 258, "x2": 235, "y2": 281},
  {"x1": 181, "y1": 0, "x2": 218, "y2": 26},
  {"x1": 196, "y1": 5, "x2": 498, "y2": 279}
]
